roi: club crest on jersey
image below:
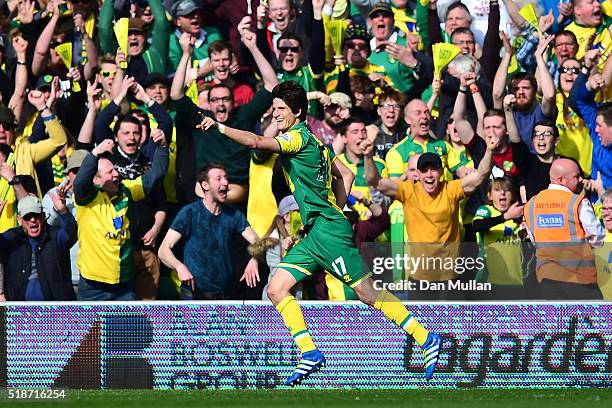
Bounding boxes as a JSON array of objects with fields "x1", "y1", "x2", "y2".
[{"x1": 113, "y1": 216, "x2": 123, "y2": 230}]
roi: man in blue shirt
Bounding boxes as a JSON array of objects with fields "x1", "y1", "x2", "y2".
[
  {"x1": 158, "y1": 164, "x2": 260, "y2": 299},
  {"x1": 569, "y1": 70, "x2": 612, "y2": 188}
]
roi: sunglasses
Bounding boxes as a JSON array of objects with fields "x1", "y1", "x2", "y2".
[
  {"x1": 22, "y1": 213, "x2": 42, "y2": 221},
  {"x1": 370, "y1": 11, "x2": 392, "y2": 19},
  {"x1": 0, "y1": 122, "x2": 15, "y2": 130},
  {"x1": 561, "y1": 67, "x2": 579, "y2": 75},
  {"x1": 278, "y1": 46, "x2": 301, "y2": 53},
  {"x1": 100, "y1": 70, "x2": 116, "y2": 77}
]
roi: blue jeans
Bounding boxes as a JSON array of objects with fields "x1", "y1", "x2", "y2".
[{"x1": 77, "y1": 277, "x2": 136, "y2": 301}]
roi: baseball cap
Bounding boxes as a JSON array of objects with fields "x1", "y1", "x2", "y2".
[
  {"x1": 368, "y1": 2, "x2": 393, "y2": 18},
  {"x1": 329, "y1": 92, "x2": 352, "y2": 109},
  {"x1": 35, "y1": 75, "x2": 53, "y2": 91},
  {"x1": 0, "y1": 104, "x2": 16, "y2": 126},
  {"x1": 172, "y1": 0, "x2": 200, "y2": 19},
  {"x1": 143, "y1": 72, "x2": 169, "y2": 88},
  {"x1": 18, "y1": 196, "x2": 43, "y2": 217},
  {"x1": 278, "y1": 195, "x2": 299, "y2": 216},
  {"x1": 64, "y1": 150, "x2": 89, "y2": 175},
  {"x1": 416, "y1": 152, "x2": 443, "y2": 171}
]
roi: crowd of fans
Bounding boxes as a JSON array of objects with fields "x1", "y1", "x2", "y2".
[{"x1": 0, "y1": 0, "x2": 611, "y2": 301}]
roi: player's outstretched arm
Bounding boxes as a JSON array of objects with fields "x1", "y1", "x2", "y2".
[
  {"x1": 197, "y1": 114, "x2": 282, "y2": 152},
  {"x1": 361, "y1": 140, "x2": 398, "y2": 199}
]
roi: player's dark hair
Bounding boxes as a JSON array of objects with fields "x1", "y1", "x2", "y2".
[
  {"x1": 339, "y1": 116, "x2": 365, "y2": 136},
  {"x1": 198, "y1": 163, "x2": 226, "y2": 183},
  {"x1": 271, "y1": 81, "x2": 308, "y2": 121},
  {"x1": 113, "y1": 114, "x2": 142, "y2": 136}
]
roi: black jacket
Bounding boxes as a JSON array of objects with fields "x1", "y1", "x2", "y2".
[{"x1": 0, "y1": 213, "x2": 77, "y2": 301}]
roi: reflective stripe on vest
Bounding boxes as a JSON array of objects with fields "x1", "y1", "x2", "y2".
[{"x1": 526, "y1": 190, "x2": 596, "y2": 284}]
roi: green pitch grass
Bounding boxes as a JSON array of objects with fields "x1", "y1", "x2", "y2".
[{"x1": 7, "y1": 389, "x2": 612, "y2": 408}]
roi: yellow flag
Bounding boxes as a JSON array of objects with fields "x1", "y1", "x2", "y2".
[
  {"x1": 85, "y1": 14, "x2": 95, "y2": 39},
  {"x1": 55, "y1": 43, "x2": 72, "y2": 69},
  {"x1": 185, "y1": 60, "x2": 199, "y2": 105},
  {"x1": 54, "y1": 43, "x2": 81, "y2": 92},
  {"x1": 432, "y1": 42, "x2": 461, "y2": 78},
  {"x1": 114, "y1": 18, "x2": 129, "y2": 69},
  {"x1": 519, "y1": 3, "x2": 541, "y2": 34},
  {"x1": 327, "y1": 19, "x2": 348, "y2": 58}
]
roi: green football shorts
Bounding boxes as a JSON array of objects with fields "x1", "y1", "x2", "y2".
[{"x1": 277, "y1": 217, "x2": 371, "y2": 288}]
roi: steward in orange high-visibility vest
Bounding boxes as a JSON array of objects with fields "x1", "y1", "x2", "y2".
[{"x1": 524, "y1": 189, "x2": 597, "y2": 285}]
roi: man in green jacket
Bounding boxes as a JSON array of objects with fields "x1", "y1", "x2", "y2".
[
  {"x1": 167, "y1": 0, "x2": 222, "y2": 75},
  {"x1": 98, "y1": 0, "x2": 170, "y2": 81}
]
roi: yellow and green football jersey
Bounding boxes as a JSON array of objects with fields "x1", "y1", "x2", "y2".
[
  {"x1": 274, "y1": 122, "x2": 345, "y2": 228},
  {"x1": 75, "y1": 178, "x2": 145, "y2": 284}
]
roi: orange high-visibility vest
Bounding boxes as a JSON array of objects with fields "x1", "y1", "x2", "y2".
[{"x1": 524, "y1": 189, "x2": 597, "y2": 284}]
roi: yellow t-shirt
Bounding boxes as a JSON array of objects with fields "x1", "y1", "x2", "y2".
[
  {"x1": 565, "y1": 21, "x2": 612, "y2": 65},
  {"x1": 75, "y1": 178, "x2": 145, "y2": 284},
  {"x1": 555, "y1": 92, "x2": 593, "y2": 177},
  {"x1": 396, "y1": 179, "x2": 465, "y2": 281}
]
